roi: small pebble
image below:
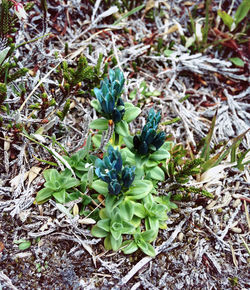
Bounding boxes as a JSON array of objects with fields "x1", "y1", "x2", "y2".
[
  {"x1": 231, "y1": 227, "x2": 242, "y2": 234},
  {"x1": 232, "y1": 199, "x2": 241, "y2": 208},
  {"x1": 178, "y1": 232, "x2": 184, "y2": 242},
  {"x1": 206, "y1": 200, "x2": 217, "y2": 210}
]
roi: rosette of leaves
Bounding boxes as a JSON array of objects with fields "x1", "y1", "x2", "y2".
[
  {"x1": 36, "y1": 169, "x2": 80, "y2": 204},
  {"x1": 93, "y1": 68, "x2": 125, "y2": 123},
  {"x1": 95, "y1": 146, "x2": 136, "y2": 195},
  {"x1": 62, "y1": 136, "x2": 94, "y2": 177},
  {"x1": 133, "y1": 194, "x2": 169, "y2": 239},
  {"x1": 121, "y1": 228, "x2": 156, "y2": 257},
  {"x1": 133, "y1": 108, "x2": 166, "y2": 155},
  {"x1": 91, "y1": 207, "x2": 135, "y2": 251}
]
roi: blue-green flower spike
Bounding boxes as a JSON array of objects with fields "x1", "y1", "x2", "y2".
[
  {"x1": 133, "y1": 108, "x2": 166, "y2": 155},
  {"x1": 122, "y1": 166, "x2": 136, "y2": 188},
  {"x1": 94, "y1": 68, "x2": 125, "y2": 123},
  {"x1": 95, "y1": 146, "x2": 135, "y2": 195}
]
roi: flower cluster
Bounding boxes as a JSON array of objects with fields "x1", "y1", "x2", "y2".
[
  {"x1": 94, "y1": 68, "x2": 125, "y2": 123},
  {"x1": 95, "y1": 146, "x2": 136, "y2": 195},
  {"x1": 133, "y1": 108, "x2": 166, "y2": 155}
]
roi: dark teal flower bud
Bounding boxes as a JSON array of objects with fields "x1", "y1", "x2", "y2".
[
  {"x1": 94, "y1": 68, "x2": 125, "y2": 123},
  {"x1": 122, "y1": 166, "x2": 136, "y2": 188},
  {"x1": 107, "y1": 146, "x2": 122, "y2": 173},
  {"x1": 95, "y1": 146, "x2": 136, "y2": 196},
  {"x1": 152, "y1": 131, "x2": 166, "y2": 149},
  {"x1": 133, "y1": 108, "x2": 166, "y2": 155},
  {"x1": 108, "y1": 180, "x2": 121, "y2": 195}
]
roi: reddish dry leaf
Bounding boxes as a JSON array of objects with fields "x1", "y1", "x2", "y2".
[{"x1": 0, "y1": 241, "x2": 5, "y2": 253}]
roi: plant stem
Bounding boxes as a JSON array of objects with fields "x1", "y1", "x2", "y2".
[
  {"x1": 114, "y1": 132, "x2": 119, "y2": 145},
  {"x1": 202, "y1": 0, "x2": 211, "y2": 46}
]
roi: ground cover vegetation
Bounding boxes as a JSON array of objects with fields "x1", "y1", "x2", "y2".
[{"x1": 0, "y1": 0, "x2": 249, "y2": 289}]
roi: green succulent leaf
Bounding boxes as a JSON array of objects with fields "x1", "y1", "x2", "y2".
[
  {"x1": 97, "y1": 219, "x2": 110, "y2": 232},
  {"x1": 146, "y1": 216, "x2": 159, "y2": 232},
  {"x1": 89, "y1": 118, "x2": 109, "y2": 130},
  {"x1": 63, "y1": 178, "x2": 80, "y2": 189},
  {"x1": 154, "y1": 195, "x2": 178, "y2": 211},
  {"x1": 115, "y1": 120, "x2": 130, "y2": 137},
  {"x1": 52, "y1": 189, "x2": 66, "y2": 203},
  {"x1": 36, "y1": 188, "x2": 54, "y2": 203},
  {"x1": 92, "y1": 133, "x2": 102, "y2": 148},
  {"x1": 138, "y1": 240, "x2": 155, "y2": 257},
  {"x1": 122, "y1": 241, "x2": 138, "y2": 254},
  {"x1": 44, "y1": 180, "x2": 61, "y2": 191},
  {"x1": 119, "y1": 200, "x2": 134, "y2": 221},
  {"x1": 123, "y1": 136, "x2": 134, "y2": 150},
  {"x1": 43, "y1": 169, "x2": 59, "y2": 182},
  {"x1": 91, "y1": 180, "x2": 109, "y2": 195},
  {"x1": 105, "y1": 194, "x2": 124, "y2": 213},
  {"x1": 125, "y1": 180, "x2": 153, "y2": 200},
  {"x1": 123, "y1": 106, "x2": 141, "y2": 123},
  {"x1": 148, "y1": 166, "x2": 165, "y2": 181},
  {"x1": 104, "y1": 235, "x2": 112, "y2": 250},
  {"x1": 121, "y1": 220, "x2": 135, "y2": 234},
  {"x1": 150, "y1": 148, "x2": 170, "y2": 161},
  {"x1": 110, "y1": 224, "x2": 122, "y2": 240},
  {"x1": 130, "y1": 216, "x2": 142, "y2": 227},
  {"x1": 121, "y1": 147, "x2": 135, "y2": 165},
  {"x1": 133, "y1": 202, "x2": 146, "y2": 218},
  {"x1": 145, "y1": 160, "x2": 158, "y2": 168},
  {"x1": 110, "y1": 234, "x2": 122, "y2": 251},
  {"x1": 91, "y1": 225, "x2": 109, "y2": 238},
  {"x1": 90, "y1": 99, "x2": 102, "y2": 112},
  {"x1": 141, "y1": 230, "x2": 156, "y2": 243},
  {"x1": 99, "y1": 208, "x2": 109, "y2": 219},
  {"x1": 234, "y1": 0, "x2": 250, "y2": 25}
]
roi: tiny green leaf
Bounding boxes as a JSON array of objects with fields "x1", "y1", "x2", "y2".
[
  {"x1": 229, "y1": 57, "x2": 244, "y2": 67},
  {"x1": 164, "y1": 49, "x2": 174, "y2": 57},
  {"x1": 104, "y1": 235, "x2": 112, "y2": 250},
  {"x1": 141, "y1": 230, "x2": 156, "y2": 243},
  {"x1": 18, "y1": 241, "x2": 31, "y2": 251},
  {"x1": 217, "y1": 10, "x2": 234, "y2": 30},
  {"x1": 113, "y1": 4, "x2": 145, "y2": 25}
]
